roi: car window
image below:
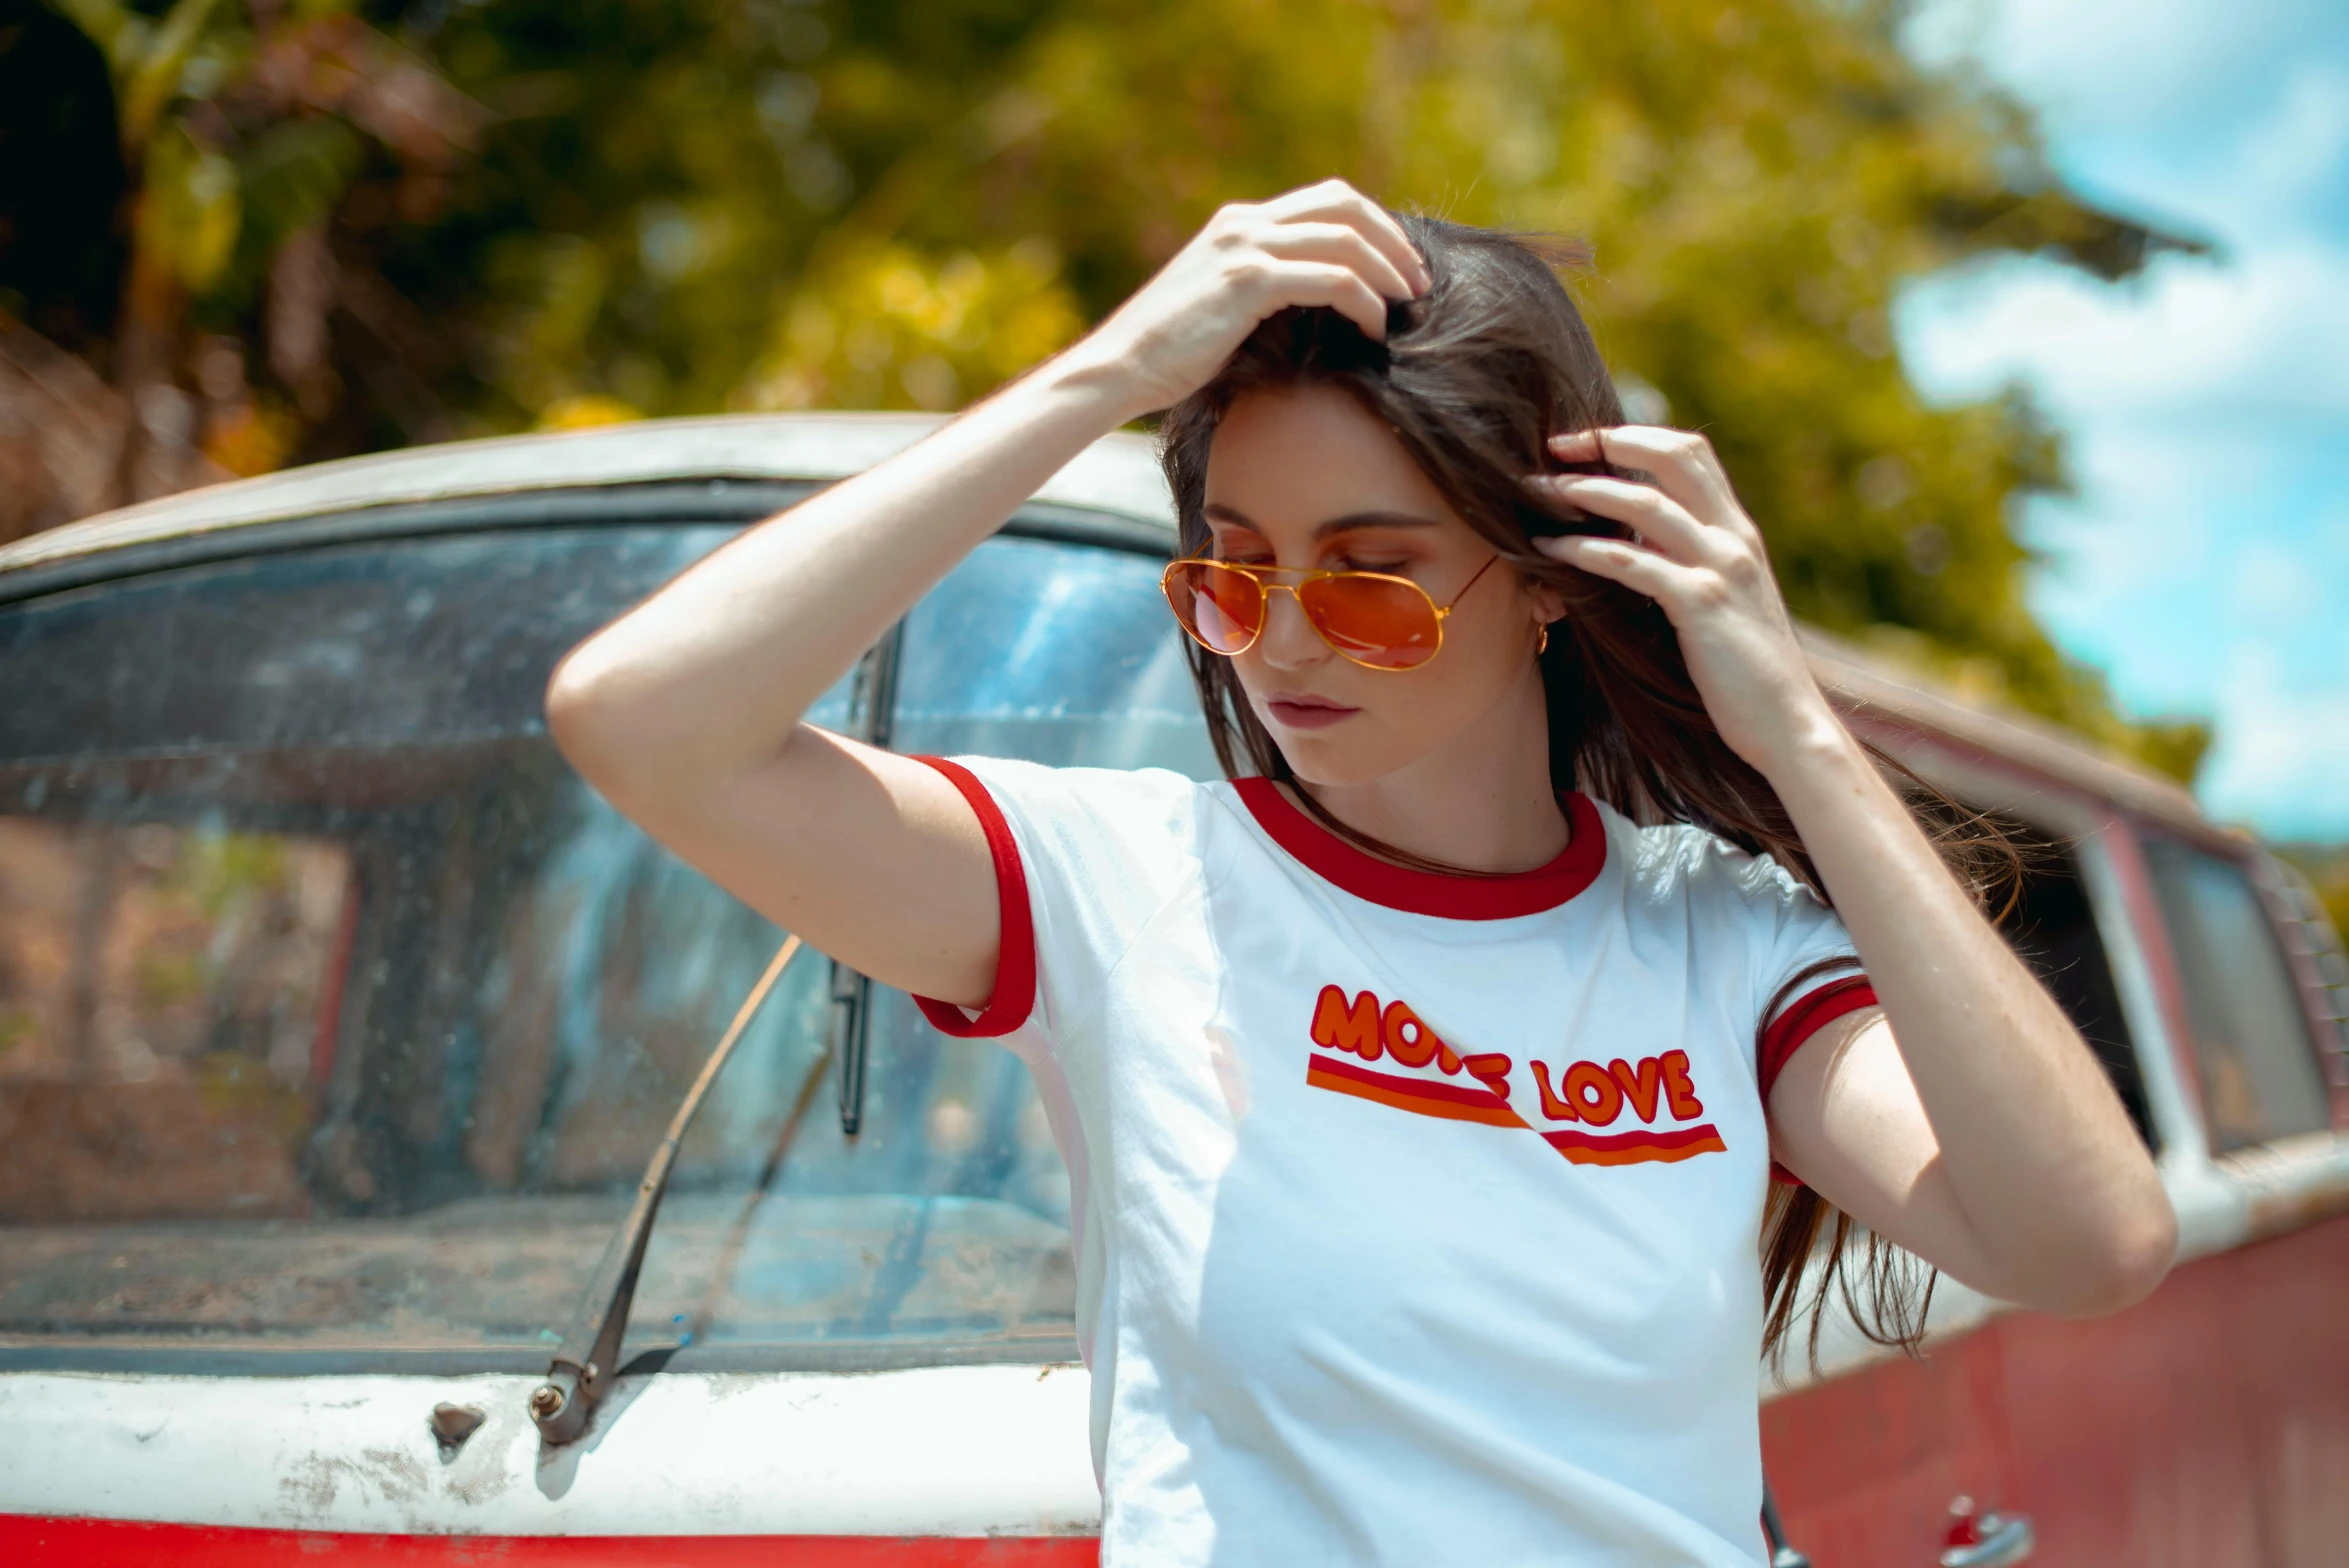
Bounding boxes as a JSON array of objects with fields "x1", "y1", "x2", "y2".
[
  {"x1": 2139, "y1": 836, "x2": 2331, "y2": 1153},
  {"x1": 893, "y1": 532, "x2": 1218, "y2": 773},
  {"x1": 0, "y1": 518, "x2": 1203, "y2": 1368},
  {"x1": 1997, "y1": 826, "x2": 2155, "y2": 1147}
]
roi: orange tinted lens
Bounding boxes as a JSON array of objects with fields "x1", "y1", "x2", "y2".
[
  {"x1": 1165, "y1": 561, "x2": 1264, "y2": 654},
  {"x1": 1298, "y1": 575, "x2": 1443, "y2": 669}
]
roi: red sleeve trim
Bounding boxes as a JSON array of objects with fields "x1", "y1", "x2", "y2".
[
  {"x1": 906, "y1": 756, "x2": 1037, "y2": 1039},
  {"x1": 1759, "y1": 973, "x2": 1879, "y2": 1100},
  {"x1": 1760, "y1": 975, "x2": 1880, "y2": 1185}
]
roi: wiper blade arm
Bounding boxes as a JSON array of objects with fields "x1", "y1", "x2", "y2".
[{"x1": 530, "y1": 934, "x2": 806, "y2": 1445}]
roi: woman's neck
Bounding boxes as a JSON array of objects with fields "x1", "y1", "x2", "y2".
[{"x1": 1293, "y1": 663, "x2": 1568, "y2": 874}]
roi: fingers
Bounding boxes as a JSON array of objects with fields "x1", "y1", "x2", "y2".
[
  {"x1": 1261, "y1": 178, "x2": 1431, "y2": 296},
  {"x1": 1258, "y1": 221, "x2": 1423, "y2": 307},
  {"x1": 1529, "y1": 475, "x2": 1715, "y2": 567},
  {"x1": 1537, "y1": 534, "x2": 1708, "y2": 609},
  {"x1": 1276, "y1": 262, "x2": 1398, "y2": 343},
  {"x1": 1548, "y1": 425, "x2": 1739, "y2": 529}
]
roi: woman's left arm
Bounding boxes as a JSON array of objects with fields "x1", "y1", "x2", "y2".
[{"x1": 1536, "y1": 425, "x2": 2177, "y2": 1317}]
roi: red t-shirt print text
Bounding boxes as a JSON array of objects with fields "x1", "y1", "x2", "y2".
[{"x1": 1305, "y1": 985, "x2": 1729, "y2": 1167}]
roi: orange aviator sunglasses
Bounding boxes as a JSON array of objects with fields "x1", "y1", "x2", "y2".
[{"x1": 1161, "y1": 554, "x2": 1500, "y2": 671}]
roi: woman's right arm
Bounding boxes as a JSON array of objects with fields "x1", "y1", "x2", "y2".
[{"x1": 545, "y1": 179, "x2": 1430, "y2": 1011}]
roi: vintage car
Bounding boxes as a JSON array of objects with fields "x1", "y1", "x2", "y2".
[{"x1": 0, "y1": 413, "x2": 2342, "y2": 1566}]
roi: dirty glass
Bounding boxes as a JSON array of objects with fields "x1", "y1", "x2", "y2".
[
  {"x1": 2140, "y1": 837, "x2": 2330, "y2": 1153},
  {"x1": 893, "y1": 532, "x2": 1219, "y2": 775},
  {"x1": 0, "y1": 520, "x2": 1205, "y2": 1366}
]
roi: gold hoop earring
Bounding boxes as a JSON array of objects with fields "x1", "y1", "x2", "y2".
[{"x1": 1535, "y1": 622, "x2": 1550, "y2": 656}]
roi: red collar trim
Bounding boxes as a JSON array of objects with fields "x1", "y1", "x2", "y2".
[{"x1": 1233, "y1": 779, "x2": 1606, "y2": 920}]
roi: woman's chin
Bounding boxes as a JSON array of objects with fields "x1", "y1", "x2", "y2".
[{"x1": 1267, "y1": 729, "x2": 1416, "y2": 791}]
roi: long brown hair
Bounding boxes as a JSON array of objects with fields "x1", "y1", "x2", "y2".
[{"x1": 1157, "y1": 211, "x2": 2004, "y2": 1369}]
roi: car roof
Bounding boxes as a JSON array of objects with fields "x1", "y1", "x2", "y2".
[
  {"x1": 0, "y1": 411, "x2": 1176, "y2": 579},
  {"x1": 0, "y1": 410, "x2": 2215, "y2": 840}
]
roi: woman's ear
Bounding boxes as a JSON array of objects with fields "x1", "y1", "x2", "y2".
[{"x1": 1525, "y1": 576, "x2": 1570, "y2": 629}]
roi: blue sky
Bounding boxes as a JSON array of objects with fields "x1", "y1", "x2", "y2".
[{"x1": 1897, "y1": 0, "x2": 2349, "y2": 840}]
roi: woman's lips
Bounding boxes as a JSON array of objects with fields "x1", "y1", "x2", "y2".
[{"x1": 1263, "y1": 694, "x2": 1360, "y2": 731}]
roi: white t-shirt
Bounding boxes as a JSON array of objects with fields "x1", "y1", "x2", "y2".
[{"x1": 910, "y1": 756, "x2": 1877, "y2": 1567}]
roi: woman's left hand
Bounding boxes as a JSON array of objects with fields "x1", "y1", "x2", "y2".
[
  {"x1": 1540, "y1": 427, "x2": 2176, "y2": 1319},
  {"x1": 1531, "y1": 425, "x2": 1837, "y2": 780}
]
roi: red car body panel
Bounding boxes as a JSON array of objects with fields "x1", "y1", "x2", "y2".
[
  {"x1": 1765, "y1": 1211, "x2": 2349, "y2": 1566},
  {"x1": 0, "y1": 1519, "x2": 1100, "y2": 1566}
]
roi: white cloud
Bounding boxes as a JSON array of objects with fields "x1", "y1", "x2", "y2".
[
  {"x1": 1909, "y1": 0, "x2": 2349, "y2": 154},
  {"x1": 1897, "y1": 0, "x2": 2349, "y2": 839},
  {"x1": 2201, "y1": 646, "x2": 2349, "y2": 839},
  {"x1": 1900, "y1": 239, "x2": 2349, "y2": 421}
]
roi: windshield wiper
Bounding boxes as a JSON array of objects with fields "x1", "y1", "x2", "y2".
[
  {"x1": 529, "y1": 933, "x2": 807, "y2": 1445},
  {"x1": 830, "y1": 622, "x2": 900, "y2": 1139}
]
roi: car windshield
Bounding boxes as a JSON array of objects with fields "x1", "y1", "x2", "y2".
[{"x1": 0, "y1": 507, "x2": 1209, "y2": 1368}]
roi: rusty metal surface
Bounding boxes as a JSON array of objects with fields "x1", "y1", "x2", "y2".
[
  {"x1": 0, "y1": 1363, "x2": 1101, "y2": 1537},
  {"x1": 2220, "y1": 1130, "x2": 2349, "y2": 1240}
]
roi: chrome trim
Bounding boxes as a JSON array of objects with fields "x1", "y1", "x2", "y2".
[
  {"x1": 1941, "y1": 1512, "x2": 2035, "y2": 1568},
  {"x1": 2073, "y1": 827, "x2": 2208, "y2": 1171}
]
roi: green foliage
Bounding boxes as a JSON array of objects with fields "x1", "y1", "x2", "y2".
[
  {"x1": 745, "y1": 237, "x2": 1086, "y2": 411},
  {"x1": 26, "y1": 0, "x2": 2214, "y2": 754},
  {"x1": 2275, "y1": 844, "x2": 2349, "y2": 950},
  {"x1": 2121, "y1": 717, "x2": 2215, "y2": 788},
  {"x1": 19, "y1": 0, "x2": 479, "y2": 467},
  {"x1": 170, "y1": 826, "x2": 292, "y2": 922},
  {"x1": 225, "y1": 116, "x2": 364, "y2": 292},
  {"x1": 140, "y1": 115, "x2": 241, "y2": 291}
]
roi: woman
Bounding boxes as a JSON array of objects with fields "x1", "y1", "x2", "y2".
[{"x1": 547, "y1": 180, "x2": 2175, "y2": 1565}]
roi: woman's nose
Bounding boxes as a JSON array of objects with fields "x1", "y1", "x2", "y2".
[{"x1": 1255, "y1": 585, "x2": 1327, "y2": 669}]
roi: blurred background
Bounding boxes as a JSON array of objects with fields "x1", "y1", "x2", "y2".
[{"x1": 0, "y1": 0, "x2": 2341, "y2": 915}]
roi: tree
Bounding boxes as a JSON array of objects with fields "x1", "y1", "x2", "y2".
[
  {"x1": 5, "y1": 0, "x2": 2209, "y2": 769},
  {"x1": 0, "y1": 0, "x2": 478, "y2": 535}
]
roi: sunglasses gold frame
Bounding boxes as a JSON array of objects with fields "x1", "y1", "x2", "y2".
[{"x1": 1161, "y1": 554, "x2": 1499, "y2": 672}]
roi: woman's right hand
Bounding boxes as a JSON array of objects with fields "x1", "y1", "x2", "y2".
[
  {"x1": 1072, "y1": 178, "x2": 1432, "y2": 421},
  {"x1": 549, "y1": 180, "x2": 1427, "y2": 1020}
]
